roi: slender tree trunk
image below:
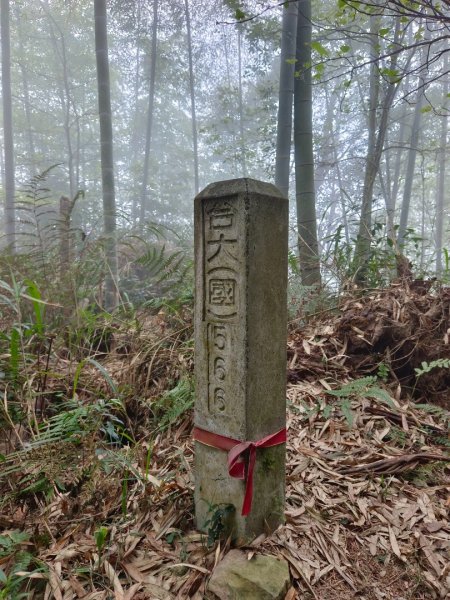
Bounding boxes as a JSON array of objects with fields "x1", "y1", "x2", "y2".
[
  {"x1": 386, "y1": 29, "x2": 413, "y2": 243},
  {"x1": 396, "y1": 96, "x2": 425, "y2": 246},
  {"x1": 386, "y1": 104, "x2": 407, "y2": 241},
  {"x1": 131, "y1": 0, "x2": 142, "y2": 224},
  {"x1": 353, "y1": 15, "x2": 380, "y2": 282},
  {"x1": 220, "y1": 4, "x2": 232, "y2": 87},
  {"x1": 397, "y1": 44, "x2": 428, "y2": 246},
  {"x1": 334, "y1": 152, "x2": 350, "y2": 244},
  {"x1": 43, "y1": 3, "x2": 77, "y2": 200},
  {"x1": 419, "y1": 161, "x2": 426, "y2": 271},
  {"x1": 275, "y1": 0, "x2": 298, "y2": 198},
  {"x1": 1, "y1": 0, "x2": 15, "y2": 251},
  {"x1": 59, "y1": 195, "x2": 71, "y2": 278},
  {"x1": 79, "y1": 91, "x2": 87, "y2": 210},
  {"x1": 237, "y1": 27, "x2": 247, "y2": 177},
  {"x1": 436, "y1": 53, "x2": 448, "y2": 275},
  {"x1": 397, "y1": 103, "x2": 425, "y2": 246},
  {"x1": 43, "y1": 5, "x2": 81, "y2": 234},
  {"x1": 294, "y1": 0, "x2": 321, "y2": 286},
  {"x1": 324, "y1": 86, "x2": 350, "y2": 244},
  {"x1": 315, "y1": 86, "x2": 337, "y2": 242},
  {"x1": 185, "y1": 0, "x2": 199, "y2": 195},
  {"x1": 74, "y1": 114, "x2": 81, "y2": 191},
  {"x1": 353, "y1": 17, "x2": 402, "y2": 283},
  {"x1": 94, "y1": 0, "x2": 118, "y2": 310},
  {"x1": 140, "y1": 0, "x2": 158, "y2": 224},
  {"x1": 381, "y1": 134, "x2": 394, "y2": 241},
  {"x1": 16, "y1": 14, "x2": 36, "y2": 174}
]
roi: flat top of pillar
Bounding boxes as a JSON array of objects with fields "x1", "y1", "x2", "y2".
[{"x1": 196, "y1": 178, "x2": 287, "y2": 201}]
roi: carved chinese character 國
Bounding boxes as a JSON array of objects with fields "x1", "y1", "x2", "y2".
[{"x1": 209, "y1": 279, "x2": 235, "y2": 306}]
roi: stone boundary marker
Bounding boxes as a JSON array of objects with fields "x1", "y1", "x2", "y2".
[{"x1": 193, "y1": 178, "x2": 288, "y2": 542}]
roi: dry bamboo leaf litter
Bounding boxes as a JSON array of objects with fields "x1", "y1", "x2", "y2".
[
  {"x1": 51, "y1": 388, "x2": 445, "y2": 600},
  {"x1": 1, "y1": 288, "x2": 449, "y2": 599}
]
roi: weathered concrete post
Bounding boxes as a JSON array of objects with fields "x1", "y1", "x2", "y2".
[{"x1": 194, "y1": 178, "x2": 288, "y2": 542}]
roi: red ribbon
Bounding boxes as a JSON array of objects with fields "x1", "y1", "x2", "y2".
[{"x1": 193, "y1": 425, "x2": 286, "y2": 516}]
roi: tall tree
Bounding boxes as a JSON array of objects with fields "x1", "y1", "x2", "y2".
[
  {"x1": 435, "y1": 51, "x2": 448, "y2": 275},
  {"x1": 382, "y1": 100, "x2": 408, "y2": 243},
  {"x1": 397, "y1": 39, "x2": 428, "y2": 246},
  {"x1": 382, "y1": 19, "x2": 414, "y2": 232},
  {"x1": 140, "y1": 0, "x2": 158, "y2": 224},
  {"x1": 275, "y1": 0, "x2": 298, "y2": 198},
  {"x1": 353, "y1": 17, "x2": 402, "y2": 282},
  {"x1": 185, "y1": 0, "x2": 199, "y2": 196},
  {"x1": 1, "y1": 0, "x2": 15, "y2": 251},
  {"x1": 129, "y1": 0, "x2": 143, "y2": 224},
  {"x1": 352, "y1": 15, "x2": 381, "y2": 282},
  {"x1": 94, "y1": 0, "x2": 118, "y2": 310},
  {"x1": 294, "y1": 0, "x2": 321, "y2": 286},
  {"x1": 16, "y1": 10, "x2": 36, "y2": 175},
  {"x1": 237, "y1": 26, "x2": 247, "y2": 178},
  {"x1": 46, "y1": 16, "x2": 76, "y2": 198}
]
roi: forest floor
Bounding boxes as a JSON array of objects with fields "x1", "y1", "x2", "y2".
[{"x1": 0, "y1": 282, "x2": 449, "y2": 599}]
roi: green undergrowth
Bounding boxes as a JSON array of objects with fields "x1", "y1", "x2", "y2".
[
  {"x1": 0, "y1": 210, "x2": 195, "y2": 595},
  {"x1": 0, "y1": 302, "x2": 194, "y2": 595},
  {"x1": 152, "y1": 378, "x2": 194, "y2": 432},
  {"x1": 0, "y1": 207, "x2": 449, "y2": 596},
  {"x1": 291, "y1": 373, "x2": 449, "y2": 458},
  {"x1": 0, "y1": 530, "x2": 46, "y2": 599}
]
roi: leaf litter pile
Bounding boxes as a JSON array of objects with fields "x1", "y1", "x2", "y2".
[{"x1": 1, "y1": 283, "x2": 449, "y2": 599}]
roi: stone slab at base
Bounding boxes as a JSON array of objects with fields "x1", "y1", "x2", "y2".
[{"x1": 207, "y1": 550, "x2": 290, "y2": 600}]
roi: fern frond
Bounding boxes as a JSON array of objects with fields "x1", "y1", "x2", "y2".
[{"x1": 326, "y1": 376, "x2": 377, "y2": 397}]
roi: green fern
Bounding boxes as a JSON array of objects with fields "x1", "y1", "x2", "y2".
[
  {"x1": 8, "y1": 328, "x2": 20, "y2": 386},
  {"x1": 326, "y1": 376, "x2": 396, "y2": 426},
  {"x1": 0, "y1": 531, "x2": 45, "y2": 600},
  {"x1": 340, "y1": 397, "x2": 355, "y2": 428},
  {"x1": 327, "y1": 377, "x2": 395, "y2": 407},
  {"x1": 415, "y1": 359, "x2": 450, "y2": 378},
  {"x1": 203, "y1": 502, "x2": 235, "y2": 547},
  {"x1": 153, "y1": 378, "x2": 194, "y2": 431},
  {"x1": 118, "y1": 227, "x2": 192, "y2": 308},
  {"x1": 23, "y1": 280, "x2": 44, "y2": 337},
  {"x1": 137, "y1": 245, "x2": 189, "y2": 286},
  {"x1": 326, "y1": 376, "x2": 377, "y2": 397},
  {"x1": 15, "y1": 165, "x2": 62, "y2": 277},
  {"x1": 414, "y1": 403, "x2": 450, "y2": 431},
  {"x1": 415, "y1": 402, "x2": 448, "y2": 415},
  {"x1": 0, "y1": 397, "x2": 127, "y2": 480}
]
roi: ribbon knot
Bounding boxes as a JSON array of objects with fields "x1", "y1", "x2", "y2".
[{"x1": 193, "y1": 426, "x2": 286, "y2": 516}]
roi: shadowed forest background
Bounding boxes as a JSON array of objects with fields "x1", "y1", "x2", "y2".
[
  {"x1": 0, "y1": 1, "x2": 449, "y2": 599},
  {"x1": 1, "y1": 0, "x2": 449, "y2": 286}
]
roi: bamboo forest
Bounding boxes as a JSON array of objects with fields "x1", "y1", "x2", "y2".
[{"x1": 0, "y1": 1, "x2": 449, "y2": 599}]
